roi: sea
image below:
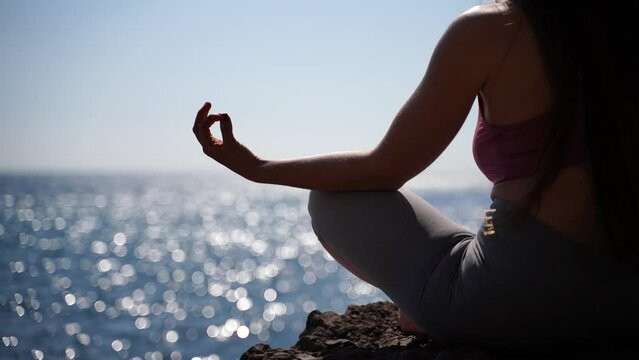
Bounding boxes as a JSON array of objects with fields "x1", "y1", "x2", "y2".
[{"x1": 0, "y1": 173, "x2": 490, "y2": 360}]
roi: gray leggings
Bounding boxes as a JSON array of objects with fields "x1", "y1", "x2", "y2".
[{"x1": 308, "y1": 188, "x2": 639, "y2": 352}]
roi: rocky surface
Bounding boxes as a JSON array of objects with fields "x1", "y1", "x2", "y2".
[
  {"x1": 240, "y1": 301, "x2": 639, "y2": 360},
  {"x1": 241, "y1": 302, "x2": 494, "y2": 360}
]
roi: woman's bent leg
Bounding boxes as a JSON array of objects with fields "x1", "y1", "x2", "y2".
[
  {"x1": 318, "y1": 230, "x2": 428, "y2": 335},
  {"x1": 307, "y1": 188, "x2": 475, "y2": 335}
]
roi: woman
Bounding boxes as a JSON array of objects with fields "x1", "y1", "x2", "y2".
[{"x1": 192, "y1": 1, "x2": 639, "y2": 352}]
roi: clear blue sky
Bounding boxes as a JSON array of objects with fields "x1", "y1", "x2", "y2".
[{"x1": 0, "y1": 0, "x2": 490, "y2": 188}]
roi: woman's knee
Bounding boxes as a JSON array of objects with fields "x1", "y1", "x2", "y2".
[
  {"x1": 307, "y1": 190, "x2": 327, "y2": 220},
  {"x1": 307, "y1": 190, "x2": 345, "y2": 236},
  {"x1": 308, "y1": 190, "x2": 364, "y2": 233},
  {"x1": 308, "y1": 190, "x2": 359, "y2": 220},
  {"x1": 308, "y1": 189, "x2": 408, "y2": 239},
  {"x1": 308, "y1": 190, "x2": 379, "y2": 222}
]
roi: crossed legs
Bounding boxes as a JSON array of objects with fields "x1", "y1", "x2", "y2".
[
  {"x1": 319, "y1": 238, "x2": 428, "y2": 335},
  {"x1": 307, "y1": 188, "x2": 475, "y2": 337}
]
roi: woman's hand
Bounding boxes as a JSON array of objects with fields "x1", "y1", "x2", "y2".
[{"x1": 192, "y1": 102, "x2": 262, "y2": 179}]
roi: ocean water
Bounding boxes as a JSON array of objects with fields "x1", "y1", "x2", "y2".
[{"x1": 0, "y1": 174, "x2": 490, "y2": 360}]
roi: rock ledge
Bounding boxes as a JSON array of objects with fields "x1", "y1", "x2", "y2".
[
  {"x1": 240, "y1": 301, "x2": 493, "y2": 360},
  {"x1": 241, "y1": 301, "x2": 639, "y2": 360}
]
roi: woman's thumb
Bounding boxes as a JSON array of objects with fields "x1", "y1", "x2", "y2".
[{"x1": 220, "y1": 114, "x2": 235, "y2": 142}]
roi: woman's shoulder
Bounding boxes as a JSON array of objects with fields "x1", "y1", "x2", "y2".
[
  {"x1": 441, "y1": 3, "x2": 522, "y2": 42},
  {"x1": 438, "y1": 2, "x2": 525, "y2": 82},
  {"x1": 455, "y1": 2, "x2": 523, "y2": 31},
  {"x1": 461, "y1": 1, "x2": 521, "y2": 20}
]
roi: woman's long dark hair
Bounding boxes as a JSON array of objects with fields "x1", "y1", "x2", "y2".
[{"x1": 509, "y1": 1, "x2": 639, "y2": 267}]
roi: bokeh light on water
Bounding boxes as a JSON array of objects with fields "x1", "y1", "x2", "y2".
[{"x1": 0, "y1": 174, "x2": 488, "y2": 359}]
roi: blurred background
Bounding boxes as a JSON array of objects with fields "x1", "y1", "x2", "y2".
[
  {"x1": 0, "y1": 0, "x2": 489, "y2": 189},
  {"x1": 1, "y1": 1, "x2": 491, "y2": 359}
]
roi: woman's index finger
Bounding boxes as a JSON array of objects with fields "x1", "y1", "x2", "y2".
[{"x1": 194, "y1": 102, "x2": 212, "y2": 128}]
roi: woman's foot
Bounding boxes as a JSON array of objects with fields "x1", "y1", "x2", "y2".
[{"x1": 398, "y1": 309, "x2": 430, "y2": 337}]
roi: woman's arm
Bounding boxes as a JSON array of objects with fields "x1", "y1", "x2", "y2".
[
  {"x1": 252, "y1": 151, "x2": 389, "y2": 191},
  {"x1": 193, "y1": 107, "x2": 381, "y2": 190},
  {"x1": 193, "y1": 6, "x2": 508, "y2": 191}
]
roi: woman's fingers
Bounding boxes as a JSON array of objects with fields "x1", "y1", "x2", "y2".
[
  {"x1": 192, "y1": 102, "x2": 236, "y2": 159},
  {"x1": 203, "y1": 114, "x2": 226, "y2": 147},
  {"x1": 193, "y1": 102, "x2": 212, "y2": 147},
  {"x1": 193, "y1": 102, "x2": 211, "y2": 131},
  {"x1": 219, "y1": 114, "x2": 235, "y2": 143},
  {"x1": 205, "y1": 113, "x2": 235, "y2": 141}
]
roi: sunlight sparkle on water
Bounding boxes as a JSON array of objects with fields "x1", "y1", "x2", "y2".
[{"x1": 1, "y1": 175, "x2": 486, "y2": 359}]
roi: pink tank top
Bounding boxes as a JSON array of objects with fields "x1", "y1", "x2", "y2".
[{"x1": 472, "y1": 96, "x2": 590, "y2": 184}]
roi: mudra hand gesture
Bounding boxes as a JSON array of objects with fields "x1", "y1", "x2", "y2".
[{"x1": 192, "y1": 102, "x2": 261, "y2": 179}]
